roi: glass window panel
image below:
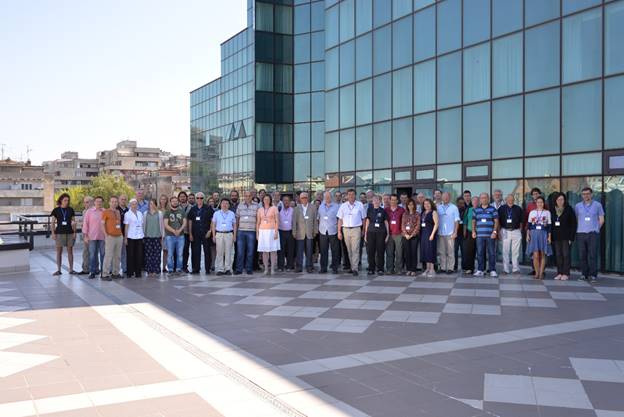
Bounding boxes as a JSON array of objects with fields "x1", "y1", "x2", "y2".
[
  {"x1": 374, "y1": 169, "x2": 392, "y2": 184},
  {"x1": 526, "y1": 0, "x2": 559, "y2": 26},
  {"x1": 463, "y1": 43, "x2": 490, "y2": 104},
  {"x1": 373, "y1": 73, "x2": 392, "y2": 121},
  {"x1": 255, "y1": 63, "x2": 273, "y2": 91},
  {"x1": 340, "y1": 40, "x2": 355, "y2": 85},
  {"x1": 373, "y1": 0, "x2": 391, "y2": 28},
  {"x1": 606, "y1": 75, "x2": 624, "y2": 149},
  {"x1": 414, "y1": 60, "x2": 436, "y2": 114},
  {"x1": 325, "y1": 89, "x2": 339, "y2": 131},
  {"x1": 437, "y1": 164, "x2": 461, "y2": 182},
  {"x1": 373, "y1": 26, "x2": 392, "y2": 75},
  {"x1": 356, "y1": 33, "x2": 372, "y2": 81},
  {"x1": 606, "y1": 1, "x2": 624, "y2": 75},
  {"x1": 462, "y1": 181, "x2": 490, "y2": 197},
  {"x1": 463, "y1": 0, "x2": 490, "y2": 46},
  {"x1": 373, "y1": 122, "x2": 391, "y2": 168},
  {"x1": 393, "y1": 67, "x2": 413, "y2": 118},
  {"x1": 492, "y1": 159, "x2": 523, "y2": 179},
  {"x1": 525, "y1": 21, "x2": 560, "y2": 91},
  {"x1": 609, "y1": 156, "x2": 624, "y2": 170},
  {"x1": 255, "y1": 123, "x2": 274, "y2": 151},
  {"x1": 492, "y1": 95, "x2": 523, "y2": 158},
  {"x1": 311, "y1": 32, "x2": 325, "y2": 61},
  {"x1": 275, "y1": 5, "x2": 293, "y2": 34},
  {"x1": 604, "y1": 176, "x2": 624, "y2": 272},
  {"x1": 437, "y1": 51, "x2": 461, "y2": 109},
  {"x1": 416, "y1": 169, "x2": 434, "y2": 180},
  {"x1": 356, "y1": 79, "x2": 373, "y2": 125},
  {"x1": 414, "y1": 113, "x2": 436, "y2": 165},
  {"x1": 466, "y1": 165, "x2": 489, "y2": 177},
  {"x1": 491, "y1": 180, "x2": 523, "y2": 202},
  {"x1": 437, "y1": 108, "x2": 461, "y2": 163},
  {"x1": 562, "y1": 80, "x2": 602, "y2": 153},
  {"x1": 563, "y1": 0, "x2": 601, "y2": 15},
  {"x1": 325, "y1": 132, "x2": 339, "y2": 172},
  {"x1": 357, "y1": 170, "x2": 373, "y2": 185},
  {"x1": 311, "y1": 152, "x2": 325, "y2": 179},
  {"x1": 340, "y1": 0, "x2": 355, "y2": 42},
  {"x1": 275, "y1": 64, "x2": 293, "y2": 93},
  {"x1": 325, "y1": 47, "x2": 339, "y2": 90},
  {"x1": 463, "y1": 102, "x2": 490, "y2": 161},
  {"x1": 525, "y1": 156, "x2": 560, "y2": 177},
  {"x1": 311, "y1": 122, "x2": 324, "y2": 151},
  {"x1": 437, "y1": 0, "x2": 461, "y2": 54},
  {"x1": 395, "y1": 170, "x2": 412, "y2": 181},
  {"x1": 294, "y1": 93, "x2": 311, "y2": 122},
  {"x1": 525, "y1": 88, "x2": 560, "y2": 156},
  {"x1": 393, "y1": 117, "x2": 413, "y2": 167},
  {"x1": 356, "y1": 125, "x2": 373, "y2": 170},
  {"x1": 294, "y1": 64, "x2": 310, "y2": 93},
  {"x1": 340, "y1": 128, "x2": 356, "y2": 172},
  {"x1": 563, "y1": 9, "x2": 602, "y2": 84},
  {"x1": 393, "y1": 0, "x2": 412, "y2": 19},
  {"x1": 326, "y1": 5, "x2": 339, "y2": 48},
  {"x1": 294, "y1": 4, "x2": 310, "y2": 34},
  {"x1": 414, "y1": 6, "x2": 435, "y2": 62},
  {"x1": 311, "y1": 91, "x2": 324, "y2": 121},
  {"x1": 255, "y1": 2, "x2": 273, "y2": 31},
  {"x1": 311, "y1": 62, "x2": 324, "y2": 90},
  {"x1": 294, "y1": 34, "x2": 310, "y2": 64},
  {"x1": 414, "y1": 0, "x2": 435, "y2": 11},
  {"x1": 294, "y1": 153, "x2": 310, "y2": 182},
  {"x1": 311, "y1": 1, "x2": 324, "y2": 31},
  {"x1": 294, "y1": 123, "x2": 310, "y2": 152},
  {"x1": 492, "y1": 0, "x2": 523, "y2": 37},
  {"x1": 493, "y1": 33, "x2": 523, "y2": 98},
  {"x1": 356, "y1": 0, "x2": 372, "y2": 35},
  {"x1": 340, "y1": 85, "x2": 356, "y2": 128},
  {"x1": 393, "y1": 16, "x2": 412, "y2": 69},
  {"x1": 563, "y1": 153, "x2": 602, "y2": 176}
]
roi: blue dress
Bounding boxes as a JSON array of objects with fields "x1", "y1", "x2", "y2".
[
  {"x1": 526, "y1": 224, "x2": 553, "y2": 256},
  {"x1": 420, "y1": 211, "x2": 437, "y2": 263}
]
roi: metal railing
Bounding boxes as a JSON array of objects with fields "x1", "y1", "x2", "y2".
[{"x1": 0, "y1": 213, "x2": 84, "y2": 250}]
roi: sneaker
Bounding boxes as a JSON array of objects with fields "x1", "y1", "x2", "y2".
[
  {"x1": 590, "y1": 276, "x2": 597, "y2": 283},
  {"x1": 427, "y1": 271, "x2": 436, "y2": 278},
  {"x1": 420, "y1": 272, "x2": 429, "y2": 277},
  {"x1": 473, "y1": 271, "x2": 484, "y2": 277},
  {"x1": 88, "y1": 273, "x2": 96, "y2": 279},
  {"x1": 352, "y1": 270, "x2": 359, "y2": 277},
  {"x1": 225, "y1": 271, "x2": 232, "y2": 275},
  {"x1": 367, "y1": 270, "x2": 374, "y2": 276},
  {"x1": 490, "y1": 271, "x2": 498, "y2": 278},
  {"x1": 377, "y1": 270, "x2": 384, "y2": 275},
  {"x1": 554, "y1": 274, "x2": 561, "y2": 280},
  {"x1": 102, "y1": 276, "x2": 112, "y2": 281},
  {"x1": 216, "y1": 271, "x2": 224, "y2": 276}
]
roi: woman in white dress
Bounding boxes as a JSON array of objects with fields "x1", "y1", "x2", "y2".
[{"x1": 256, "y1": 195, "x2": 280, "y2": 275}]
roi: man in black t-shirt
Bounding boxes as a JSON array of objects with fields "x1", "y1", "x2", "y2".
[
  {"x1": 51, "y1": 193, "x2": 76, "y2": 276},
  {"x1": 188, "y1": 192, "x2": 214, "y2": 274}
]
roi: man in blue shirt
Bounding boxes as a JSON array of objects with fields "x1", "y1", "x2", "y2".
[
  {"x1": 437, "y1": 192, "x2": 460, "y2": 274},
  {"x1": 317, "y1": 191, "x2": 340, "y2": 274},
  {"x1": 575, "y1": 187, "x2": 604, "y2": 282},
  {"x1": 211, "y1": 199, "x2": 237, "y2": 275},
  {"x1": 136, "y1": 189, "x2": 149, "y2": 214},
  {"x1": 472, "y1": 192, "x2": 499, "y2": 277}
]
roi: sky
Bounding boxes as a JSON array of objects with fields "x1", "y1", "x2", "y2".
[{"x1": 0, "y1": 0, "x2": 246, "y2": 164}]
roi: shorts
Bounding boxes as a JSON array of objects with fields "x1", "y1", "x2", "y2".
[{"x1": 55, "y1": 233, "x2": 75, "y2": 248}]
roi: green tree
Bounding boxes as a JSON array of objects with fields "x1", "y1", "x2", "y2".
[{"x1": 55, "y1": 174, "x2": 135, "y2": 212}]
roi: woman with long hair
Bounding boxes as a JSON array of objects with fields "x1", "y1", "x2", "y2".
[
  {"x1": 420, "y1": 198, "x2": 439, "y2": 277},
  {"x1": 158, "y1": 194, "x2": 169, "y2": 273},
  {"x1": 256, "y1": 194, "x2": 280, "y2": 275},
  {"x1": 550, "y1": 192, "x2": 577, "y2": 281},
  {"x1": 526, "y1": 196, "x2": 552, "y2": 280},
  {"x1": 143, "y1": 199, "x2": 164, "y2": 277},
  {"x1": 50, "y1": 193, "x2": 76, "y2": 275},
  {"x1": 402, "y1": 198, "x2": 421, "y2": 276}
]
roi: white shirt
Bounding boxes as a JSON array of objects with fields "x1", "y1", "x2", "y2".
[
  {"x1": 123, "y1": 209, "x2": 145, "y2": 239},
  {"x1": 301, "y1": 204, "x2": 309, "y2": 217},
  {"x1": 337, "y1": 201, "x2": 366, "y2": 227}
]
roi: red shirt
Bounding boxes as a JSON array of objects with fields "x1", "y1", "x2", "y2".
[{"x1": 385, "y1": 206, "x2": 405, "y2": 236}]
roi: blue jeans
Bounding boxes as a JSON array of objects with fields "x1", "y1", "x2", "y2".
[
  {"x1": 476, "y1": 236, "x2": 496, "y2": 272},
  {"x1": 89, "y1": 240, "x2": 105, "y2": 274},
  {"x1": 165, "y1": 235, "x2": 185, "y2": 272},
  {"x1": 236, "y1": 230, "x2": 256, "y2": 273}
]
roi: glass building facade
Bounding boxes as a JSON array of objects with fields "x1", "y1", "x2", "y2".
[{"x1": 191, "y1": 0, "x2": 624, "y2": 273}]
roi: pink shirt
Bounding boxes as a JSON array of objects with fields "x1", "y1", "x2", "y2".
[{"x1": 82, "y1": 207, "x2": 105, "y2": 241}]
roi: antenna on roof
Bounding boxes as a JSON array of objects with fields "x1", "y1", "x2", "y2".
[{"x1": 0, "y1": 144, "x2": 5, "y2": 160}]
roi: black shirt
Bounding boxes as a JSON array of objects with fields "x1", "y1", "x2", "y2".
[
  {"x1": 118, "y1": 206, "x2": 129, "y2": 233},
  {"x1": 187, "y1": 205, "x2": 214, "y2": 236},
  {"x1": 497, "y1": 204, "x2": 523, "y2": 230},
  {"x1": 550, "y1": 205, "x2": 577, "y2": 241},
  {"x1": 366, "y1": 206, "x2": 388, "y2": 232},
  {"x1": 51, "y1": 207, "x2": 75, "y2": 234}
]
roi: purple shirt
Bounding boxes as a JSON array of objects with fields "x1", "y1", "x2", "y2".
[
  {"x1": 575, "y1": 200, "x2": 604, "y2": 234},
  {"x1": 279, "y1": 207, "x2": 293, "y2": 231}
]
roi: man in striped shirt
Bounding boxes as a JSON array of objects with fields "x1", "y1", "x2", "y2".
[{"x1": 471, "y1": 192, "x2": 499, "y2": 277}]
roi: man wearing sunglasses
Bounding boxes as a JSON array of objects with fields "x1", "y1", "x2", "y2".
[{"x1": 188, "y1": 192, "x2": 214, "y2": 274}]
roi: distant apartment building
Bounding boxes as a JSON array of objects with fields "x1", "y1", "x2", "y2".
[
  {"x1": 43, "y1": 152, "x2": 99, "y2": 192},
  {"x1": 0, "y1": 159, "x2": 54, "y2": 219}
]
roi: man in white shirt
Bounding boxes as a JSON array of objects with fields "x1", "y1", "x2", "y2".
[
  {"x1": 337, "y1": 189, "x2": 366, "y2": 276},
  {"x1": 437, "y1": 192, "x2": 460, "y2": 274},
  {"x1": 491, "y1": 189, "x2": 504, "y2": 210}
]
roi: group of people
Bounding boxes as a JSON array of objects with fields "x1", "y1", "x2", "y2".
[{"x1": 50, "y1": 185, "x2": 604, "y2": 282}]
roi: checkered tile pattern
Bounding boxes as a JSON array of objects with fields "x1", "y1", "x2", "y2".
[{"x1": 171, "y1": 272, "x2": 614, "y2": 334}]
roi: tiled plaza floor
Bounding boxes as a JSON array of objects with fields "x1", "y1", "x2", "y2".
[{"x1": 1, "y1": 249, "x2": 623, "y2": 417}]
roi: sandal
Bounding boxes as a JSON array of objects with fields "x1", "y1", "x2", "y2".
[
  {"x1": 69, "y1": 270, "x2": 76, "y2": 275},
  {"x1": 52, "y1": 271, "x2": 62, "y2": 276}
]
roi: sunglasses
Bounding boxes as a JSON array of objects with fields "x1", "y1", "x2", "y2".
[{"x1": 197, "y1": 197, "x2": 204, "y2": 199}]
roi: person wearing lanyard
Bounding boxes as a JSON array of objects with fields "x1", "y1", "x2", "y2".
[
  {"x1": 277, "y1": 195, "x2": 295, "y2": 272},
  {"x1": 188, "y1": 192, "x2": 214, "y2": 275},
  {"x1": 574, "y1": 187, "x2": 604, "y2": 283},
  {"x1": 317, "y1": 192, "x2": 340, "y2": 274},
  {"x1": 211, "y1": 198, "x2": 237, "y2": 275},
  {"x1": 454, "y1": 197, "x2": 466, "y2": 272},
  {"x1": 117, "y1": 194, "x2": 129, "y2": 275},
  {"x1": 235, "y1": 191, "x2": 259, "y2": 275},
  {"x1": 462, "y1": 196, "x2": 478, "y2": 274},
  {"x1": 143, "y1": 199, "x2": 165, "y2": 277},
  {"x1": 384, "y1": 194, "x2": 406, "y2": 274},
  {"x1": 364, "y1": 195, "x2": 389, "y2": 275},
  {"x1": 436, "y1": 192, "x2": 460, "y2": 274},
  {"x1": 50, "y1": 193, "x2": 77, "y2": 276},
  {"x1": 402, "y1": 199, "x2": 421, "y2": 276},
  {"x1": 337, "y1": 189, "x2": 366, "y2": 276},
  {"x1": 498, "y1": 194, "x2": 524, "y2": 275},
  {"x1": 124, "y1": 198, "x2": 145, "y2": 278},
  {"x1": 292, "y1": 192, "x2": 318, "y2": 273},
  {"x1": 420, "y1": 198, "x2": 439, "y2": 277},
  {"x1": 550, "y1": 192, "x2": 577, "y2": 281},
  {"x1": 164, "y1": 196, "x2": 187, "y2": 275},
  {"x1": 101, "y1": 196, "x2": 124, "y2": 281},
  {"x1": 83, "y1": 196, "x2": 106, "y2": 279},
  {"x1": 526, "y1": 196, "x2": 552, "y2": 280},
  {"x1": 178, "y1": 191, "x2": 192, "y2": 273},
  {"x1": 472, "y1": 193, "x2": 499, "y2": 278},
  {"x1": 256, "y1": 195, "x2": 280, "y2": 275}
]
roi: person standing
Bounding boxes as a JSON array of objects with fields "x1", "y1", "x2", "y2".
[
  {"x1": 257, "y1": 195, "x2": 280, "y2": 275},
  {"x1": 230, "y1": 190, "x2": 240, "y2": 212},
  {"x1": 158, "y1": 194, "x2": 169, "y2": 273},
  {"x1": 178, "y1": 191, "x2": 192, "y2": 273},
  {"x1": 143, "y1": 199, "x2": 164, "y2": 277},
  {"x1": 83, "y1": 196, "x2": 105, "y2": 279},
  {"x1": 436, "y1": 192, "x2": 460, "y2": 274},
  {"x1": 433, "y1": 189, "x2": 442, "y2": 206},
  {"x1": 50, "y1": 193, "x2": 76, "y2": 275},
  {"x1": 188, "y1": 192, "x2": 214, "y2": 274},
  {"x1": 277, "y1": 195, "x2": 295, "y2": 271},
  {"x1": 550, "y1": 192, "x2": 577, "y2": 281},
  {"x1": 100, "y1": 196, "x2": 123, "y2": 281},
  {"x1": 364, "y1": 195, "x2": 388, "y2": 275},
  {"x1": 472, "y1": 193, "x2": 499, "y2": 278},
  {"x1": 402, "y1": 199, "x2": 421, "y2": 276},
  {"x1": 124, "y1": 198, "x2": 144, "y2": 278},
  {"x1": 136, "y1": 189, "x2": 149, "y2": 214},
  {"x1": 235, "y1": 191, "x2": 259, "y2": 275},
  {"x1": 420, "y1": 199, "x2": 439, "y2": 277},
  {"x1": 526, "y1": 196, "x2": 552, "y2": 280},
  {"x1": 188, "y1": 193, "x2": 196, "y2": 206},
  {"x1": 384, "y1": 194, "x2": 405, "y2": 275},
  {"x1": 491, "y1": 189, "x2": 504, "y2": 210},
  {"x1": 462, "y1": 196, "x2": 478, "y2": 274},
  {"x1": 575, "y1": 187, "x2": 604, "y2": 283},
  {"x1": 211, "y1": 199, "x2": 237, "y2": 275},
  {"x1": 334, "y1": 191, "x2": 348, "y2": 271},
  {"x1": 337, "y1": 189, "x2": 366, "y2": 276},
  {"x1": 164, "y1": 196, "x2": 187, "y2": 275},
  {"x1": 463, "y1": 190, "x2": 472, "y2": 206},
  {"x1": 292, "y1": 192, "x2": 318, "y2": 273},
  {"x1": 117, "y1": 194, "x2": 129, "y2": 276},
  {"x1": 524, "y1": 187, "x2": 547, "y2": 276},
  {"x1": 454, "y1": 197, "x2": 466, "y2": 272},
  {"x1": 317, "y1": 191, "x2": 340, "y2": 274},
  {"x1": 498, "y1": 194, "x2": 524, "y2": 275},
  {"x1": 78, "y1": 196, "x2": 93, "y2": 274}
]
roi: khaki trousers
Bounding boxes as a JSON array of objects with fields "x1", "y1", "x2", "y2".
[
  {"x1": 437, "y1": 235, "x2": 455, "y2": 271},
  {"x1": 102, "y1": 235, "x2": 123, "y2": 276},
  {"x1": 343, "y1": 227, "x2": 361, "y2": 271},
  {"x1": 81, "y1": 236, "x2": 90, "y2": 272},
  {"x1": 215, "y1": 232, "x2": 234, "y2": 272}
]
